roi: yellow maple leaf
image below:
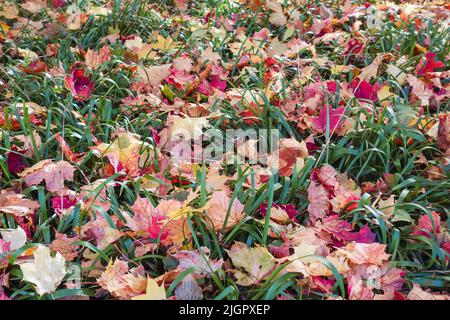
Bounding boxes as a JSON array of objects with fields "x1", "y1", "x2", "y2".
[
  {"x1": 151, "y1": 35, "x2": 178, "y2": 51},
  {"x1": 226, "y1": 242, "x2": 275, "y2": 286},
  {"x1": 0, "y1": 21, "x2": 10, "y2": 34},
  {"x1": 377, "y1": 85, "x2": 396, "y2": 101},
  {"x1": 132, "y1": 277, "x2": 166, "y2": 300}
]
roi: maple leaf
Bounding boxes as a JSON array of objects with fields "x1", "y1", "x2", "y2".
[
  {"x1": 64, "y1": 63, "x2": 95, "y2": 101},
  {"x1": 358, "y1": 54, "x2": 391, "y2": 82},
  {"x1": 48, "y1": 232, "x2": 79, "y2": 262},
  {"x1": 19, "y1": 246, "x2": 67, "y2": 296},
  {"x1": 91, "y1": 132, "x2": 142, "y2": 177},
  {"x1": 226, "y1": 242, "x2": 276, "y2": 286},
  {"x1": 14, "y1": 131, "x2": 42, "y2": 157},
  {"x1": 21, "y1": 0, "x2": 46, "y2": 13},
  {"x1": 412, "y1": 211, "x2": 443, "y2": 237},
  {"x1": 199, "y1": 47, "x2": 221, "y2": 64},
  {"x1": 55, "y1": 133, "x2": 84, "y2": 163},
  {"x1": 311, "y1": 105, "x2": 346, "y2": 135},
  {"x1": 160, "y1": 115, "x2": 210, "y2": 157},
  {"x1": 350, "y1": 79, "x2": 380, "y2": 102},
  {"x1": 415, "y1": 52, "x2": 444, "y2": 77},
  {"x1": 205, "y1": 191, "x2": 245, "y2": 230},
  {"x1": 276, "y1": 255, "x2": 310, "y2": 278},
  {"x1": 377, "y1": 85, "x2": 395, "y2": 101},
  {"x1": 172, "y1": 247, "x2": 224, "y2": 277},
  {"x1": 0, "y1": 4, "x2": 19, "y2": 19},
  {"x1": 292, "y1": 243, "x2": 320, "y2": 264},
  {"x1": 18, "y1": 159, "x2": 75, "y2": 193},
  {"x1": 0, "y1": 226, "x2": 27, "y2": 251},
  {"x1": 132, "y1": 277, "x2": 166, "y2": 300},
  {"x1": 437, "y1": 113, "x2": 449, "y2": 152},
  {"x1": 79, "y1": 179, "x2": 112, "y2": 213},
  {"x1": 205, "y1": 165, "x2": 230, "y2": 194},
  {"x1": 406, "y1": 74, "x2": 434, "y2": 106},
  {"x1": 173, "y1": 56, "x2": 193, "y2": 73},
  {"x1": 307, "y1": 180, "x2": 330, "y2": 223},
  {"x1": 98, "y1": 259, "x2": 147, "y2": 299},
  {"x1": 125, "y1": 196, "x2": 157, "y2": 234},
  {"x1": 80, "y1": 215, "x2": 123, "y2": 250},
  {"x1": 271, "y1": 138, "x2": 308, "y2": 177},
  {"x1": 0, "y1": 190, "x2": 40, "y2": 217},
  {"x1": 162, "y1": 215, "x2": 192, "y2": 246},
  {"x1": 151, "y1": 35, "x2": 178, "y2": 51},
  {"x1": 407, "y1": 283, "x2": 450, "y2": 300},
  {"x1": 85, "y1": 46, "x2": 111, "y2": 69},
  {"x1": 339, "y1": 242, "x2": 390, "y2": 266},
  {"x1": 267, "y1": 1, "x2": 287, "y2": 27}
]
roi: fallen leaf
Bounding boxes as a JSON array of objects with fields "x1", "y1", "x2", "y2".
[
  {"x1": 85, "y1": 46, "x2": 111, "y2": 69},
  {"x1": 0, "y1": 190, "x2": 40, "y2": 217},
  {"x1": 407, "y1": 283, "x2": 450, "y2": 300},
  {"x1": 98, "y1": 259, "x2": 147, "y2": 299},
  {"x1": 19, "y1": 246, "x2": 67, "y2": 295},
  {"x1": 91, "y1": 133, "x2": 142, "y2": 177},
  {"x1": 19, "y1": 160, "x2": 75, "y2": 193},
  {"x1": 49, "y1": 233, "x2": 79, "y2": 262},
  {"x1": 175, "y1": 274, "x2": 203, "y2": 300},
  {"x1": 205, "y1": 191, "x2": 245, "y2": 230},
  {"x1": 132, "y1": 277, "x2": 166, "y2": 300},
  {"x1": 0, "y1": 4, "x2": 19, "y2": 19},
  {"x1": 0, "y1": 226, "x2": 27, "y2": 250},
  {"x1": 339, "y1": 242, "x2": 390, "y2": 266},
  {"x1": 226, "y1": 242, "x2": 275, "y2": 286},
  {"x1": 172, "y1": 247, "x2": 223, "y2": 277}
]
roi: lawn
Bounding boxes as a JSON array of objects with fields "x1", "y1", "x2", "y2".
[{"x1": 0, "y1": 0, "x2": 449, "y2": 300}]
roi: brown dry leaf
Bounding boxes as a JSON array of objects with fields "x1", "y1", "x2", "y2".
[
  {"x1": 377, "y1": 195, "x2": 396, "y2": 219},
  {"x1": 18, "y1": 160, "x2": 75, "y2": 193}
]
